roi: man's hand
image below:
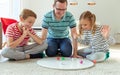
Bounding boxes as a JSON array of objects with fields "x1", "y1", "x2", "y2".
[{"x1": 72, "y1": 54, "x2": 83, "y2": 58}]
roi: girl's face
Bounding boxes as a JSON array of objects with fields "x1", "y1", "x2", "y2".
[
  {"x1": 21, "y1": 16, "x2": 36, "y2": 29},
  {"x1": 80, "y1": 19, "x2": 92, "y2": 30}
]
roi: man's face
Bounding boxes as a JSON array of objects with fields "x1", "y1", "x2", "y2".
[{"x1": 53, "y1": 2, "x2": 67, "y2": 20}]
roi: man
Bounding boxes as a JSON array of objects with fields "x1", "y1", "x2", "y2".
[{"x1": 41, "y1": 0, "x2": 79, "y2": 57}]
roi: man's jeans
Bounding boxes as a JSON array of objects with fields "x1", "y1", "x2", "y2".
[{"x1": 46, "y1": 38, "x2": 72, "y2": 57}]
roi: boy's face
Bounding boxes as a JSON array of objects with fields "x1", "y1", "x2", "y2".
[
  {"x1": 80, "y1": 19, "x2": 91, "y2": 30},
  {"x1": 53, "y1": 2, "x2": 67, "y2": 19},
  {"x1": 21, "y1": 16, "x2": 35, "y2": 29}
]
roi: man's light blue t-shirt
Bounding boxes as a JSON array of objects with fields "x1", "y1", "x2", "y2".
[{"x1": 42, "y1": 10, "x2": 76, "y2": 38}]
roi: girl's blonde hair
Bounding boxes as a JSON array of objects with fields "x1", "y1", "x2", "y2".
[
  {"x1": 79, "y1": 11, "x2": 96, "y2": 35},
  {"x1": 19, "y1": 9, "x2": 37, "y2": 20}
]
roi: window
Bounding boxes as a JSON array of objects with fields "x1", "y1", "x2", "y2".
[
  {"x1": 0, "y1": 0, "x2": 20, "y2": 20},
  {"x1": 0, "y1": 0, "x2": 10, "y2": 18}
]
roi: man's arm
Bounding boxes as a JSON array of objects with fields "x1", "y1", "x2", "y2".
[
  {"x1": 70, "y1": 27, "x2": 80, "y2": 58},
  {"x1": 41, "y1": 28, "x2": 48, "y2": 40}
]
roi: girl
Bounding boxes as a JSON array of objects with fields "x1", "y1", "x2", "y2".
[
  {"x1": 1, "y1": 9, "x2": 48, "y2": 60},
  {"x1": 77, "y1": 11, "x2": 115, "y2": 62}
]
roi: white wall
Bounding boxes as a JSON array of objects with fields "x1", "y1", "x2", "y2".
[
  {"x1": 20, "y1": 0, "x2": 120, "y2": 35},
  {"x1": 20, "y1": 0, "x2": 53, "y2": 27},
  {"x1": 68, "y1": 0, "x2": 120, "y2": 35}
]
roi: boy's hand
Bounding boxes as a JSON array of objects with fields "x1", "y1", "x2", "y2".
[{"x1": 22, "y1": 26, "x2": 28, "y2": 37}]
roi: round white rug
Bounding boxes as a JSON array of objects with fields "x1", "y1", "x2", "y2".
[{"x1": 37, "y1": 57, "x2": 94, "y2": 70}]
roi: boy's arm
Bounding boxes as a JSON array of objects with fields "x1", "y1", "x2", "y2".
[{"x1": 28, "y1": 28, "x2": 48, "y2": 45}]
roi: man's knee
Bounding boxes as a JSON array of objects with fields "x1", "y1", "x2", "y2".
[
  {"x1": 46, "y1": 51, "x2": 57, "y2": 57},
  {"x1": 61, "y1": 49, "x2": 72, "y2": 57},
  {"x1": 45, "y1": 49, "x2": 57, "y2": 57}
]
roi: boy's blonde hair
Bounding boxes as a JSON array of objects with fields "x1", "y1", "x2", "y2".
[
  {"x1": 79, "y1": 11, "x2": 96, "y2": 35},
  {"x1": 19, "y1": 9, "x2": 37, "y2": 20}
]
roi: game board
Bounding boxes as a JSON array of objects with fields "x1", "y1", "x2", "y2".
[{"x1": 37, "y1": 57, "x2": 94, "y2": 70}]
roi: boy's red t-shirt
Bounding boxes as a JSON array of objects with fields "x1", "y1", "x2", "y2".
[{"x1": 6, "y1": 23, "x2": 36, "y2": 47}]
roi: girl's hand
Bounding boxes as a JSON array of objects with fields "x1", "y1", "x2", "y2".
[{"x1": 101, "y1": 25, "x2": 110, "y2": 39}]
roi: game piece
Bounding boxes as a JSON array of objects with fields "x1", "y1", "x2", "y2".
[
  {"x1": 80, "y1": 60, "x2": 83, "y2": 64},
  {"x1": 56, "y1": 57, "x2": 60, "y2": 60},
  {"x1": 92, "y1": 60, "x2": 96, "y2": 64},
  {"x1": 62, "y1": 57, "x2": 64, "y2": 60}
]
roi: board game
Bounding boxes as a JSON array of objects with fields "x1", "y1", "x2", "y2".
[{"x1": 37, "y1": 57, "x2": 94, "y2": 70}]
